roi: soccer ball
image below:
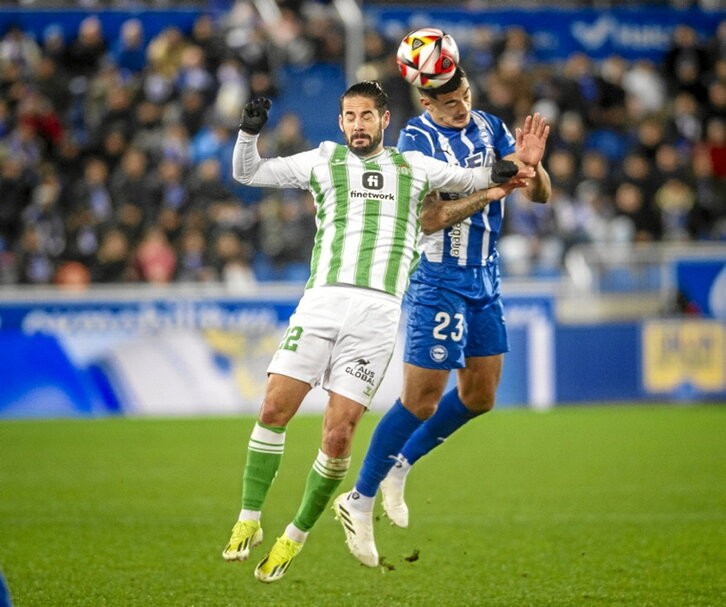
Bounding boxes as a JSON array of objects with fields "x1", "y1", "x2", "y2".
[{"x1": 396, "y1": 27, "x2": 460, "y2": 89}]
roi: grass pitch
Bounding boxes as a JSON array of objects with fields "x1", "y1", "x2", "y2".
[{"x1": 1, "y1": 404, "x2": 724, "y2": 607}]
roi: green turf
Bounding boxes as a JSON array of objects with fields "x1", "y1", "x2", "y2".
[{"x1": 1, "y1": 404, "x2": 724, "y2": 606}]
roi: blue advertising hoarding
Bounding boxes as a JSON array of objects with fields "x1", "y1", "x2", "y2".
[{"x1": 368, "y1": 7, "x2": 724, "y2": 62}]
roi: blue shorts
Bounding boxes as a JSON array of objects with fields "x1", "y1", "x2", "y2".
[{"x1": 403, "y1": 257, "x2": 509, "y2": 370}]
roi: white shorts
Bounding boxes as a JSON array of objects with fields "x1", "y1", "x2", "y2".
[{"x1": 267, "y1": 285, "x2": 402, "y2": 408}]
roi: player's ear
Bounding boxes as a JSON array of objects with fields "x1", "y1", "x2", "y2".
[
  {"x1": 381, "y1": 110, "x2": 391, "y2": 129},
  {"x1": 338, "y1": 114, "x2": 344, "y2": 133}
]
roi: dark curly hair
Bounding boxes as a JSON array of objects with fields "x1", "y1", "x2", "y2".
[
  {"x1": 418, "y1": 67, "x2": 467, "y2": 99},
  {"x1": 339, "y1": 81, "x2": 389, "y2": 113}
]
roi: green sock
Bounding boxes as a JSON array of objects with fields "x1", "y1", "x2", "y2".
[
  {"x1": 293, "y1": 450, "x2": 350, "y2": 531},
  {"x1": 241, "y1": 421, "x2": 285, "y2": 511}
]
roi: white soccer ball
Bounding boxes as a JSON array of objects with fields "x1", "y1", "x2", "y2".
[{"x1": 396, "y1": 27, "x2": 460, "y2": 89}]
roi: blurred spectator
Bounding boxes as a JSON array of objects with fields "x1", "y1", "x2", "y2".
[
  {"x1": 133, "y1": 227, "x2": 177, "y2": 284},
  {"x1": 663, "y1": 24, "x2": 710, "y2": 98},
  {"x1": 17, "y1": 90, "x2": 64, "y2": 150},
  {"x1": 688, "y1": 145, "x2": 726, "y2": 240},
  {"x1": 40, "y1": 24, "x2": 66, "y2": 66},
  {"x1": 0, "y1": 155, "x2": 33, "y2": 250},
  {"x1": 33, "y1": 56, "x2": 71, "y2": 115},
  {"x1": 622, "y1": 59, "x2": 667, "y2": 118},
  {"x1": 112, "y1": 18, "x2": 147, "y2": 76},
  {"x1": 177, "y1": 44, "x2": 215, "y2": 101},
  {"x1": 54, "y1": 260, "x2": 91, "y2": 291},
  {"x1": 16, "y1": 224, "x2": 55, "y2": 285},
  {"x1": 703, "y1": 117, "x2": 726, "y2": 178},
  {"x1": 613, "y1": 182, "x2": 663, "y2": 242},
  {"x1": 213, "y1": 58, "x2": 249, "y2": 128},
  {"x1": 669, "y1": 91, "x2": 704, "y2": 146},
  {"x1": 94, "y1": 128, "x2": 129, "y2": 175},
  {"x1": 21, "y1": 164, "x2": 66, "y2": 259},
  {"x1": 210, "y1": 229, "x2": 257, "y2": 287},
  {"x1": 190, "y1": 14, "x2": 227, "y2": 73},
  {"x1": 109, "y1": 146, "x2": 155, "y2": 218},
  {"x1": 155, "y1": 158, "x2": 189, "y2": 213},
  {"x1": 655, "y1": 178, "x2": 696, "y2": 241},
  {"x1": 267, "y1": 112, "x2": 309, "y2": 156},
  {"x1": 256, "y1": 192, "x2": 315, "y2": 280},
  {"x1": 68, "y1": 156, "x2": 113, "y2": 224},
  {"x1": 499, "y1": 189, "x2": 562, "y2": 277},
  {"x1": 92, "y1": 226, "x2": 131, "y2": 283},
  {"x1": 0, "y1": 24, "x2": 41, "y2": 75},
  {"x1": 64, "y1": 16, "x2": 107, "y2": 78},
  {"x1": 187, "y1": 157, "x2": 234, "y2": 209},
  {"x1": 176, "y1": 226, "x2": 214, "y2": 282},
  {"x1": 95, "y1": 85, "x2": 135, "y2": 141},
  {"x1": 618, "y1": 152, "x2": 660, "y2": 204}
]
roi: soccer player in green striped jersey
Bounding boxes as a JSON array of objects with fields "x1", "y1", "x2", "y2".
[{"x1": 222, "y1": 81, "x2": 533, "y2": 582}]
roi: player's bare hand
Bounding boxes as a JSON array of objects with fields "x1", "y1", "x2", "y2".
[{"x1": 515, "y1": 112, "x2": 550, "y2": 168}]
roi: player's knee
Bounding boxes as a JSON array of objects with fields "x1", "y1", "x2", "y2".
[
  {"x1": 401, "y1": 398, "x2": 437, "y2": 420},
  {"x1": 460, "y1": 389, "x2": 496, "y2": 414},
  {"x1": 322, "y1": 424, "x2": 354, "y2": 457},
  {"x1": 258, "y1": 399, "x2": 294, "y2": 427}
]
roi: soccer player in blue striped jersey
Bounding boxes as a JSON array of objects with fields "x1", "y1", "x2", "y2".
[{"x1": 334, "y1": 67, "x2": 551, "y2": 567}]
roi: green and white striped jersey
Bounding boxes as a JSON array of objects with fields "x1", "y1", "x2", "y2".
[{"x1": 233, "y1": 132, "x2": 492, "y2": 300}]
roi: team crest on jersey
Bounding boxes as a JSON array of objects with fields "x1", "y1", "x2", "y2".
[{"x1": 361, "y1": 171, "x2": 384, "y2": 190}]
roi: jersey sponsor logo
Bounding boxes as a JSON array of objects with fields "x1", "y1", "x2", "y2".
[
  {"x1": 345, "y1": 357, "x2": 376, "y2": 386},
  {"x1": 350, "y1": 190, "x2": 395, "y2": 201},
  {"x1": 429, "y1": 344, "x2": 448, "y2": 363},
  {"x1": 464, "y1": 151, "x2": 485, "y2": 168},
  {"x1": 449, "y1": 223, "x2": 463, "y2": 258},
  {"x1": 361, "y1": 171, "x2": 384, "y2": 190}
]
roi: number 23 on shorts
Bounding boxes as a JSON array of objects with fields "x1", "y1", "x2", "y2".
[{"x1": 433, "y1": 312, "x2": 464, "y2": 342}]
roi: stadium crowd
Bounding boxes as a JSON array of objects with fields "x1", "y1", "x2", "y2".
[{"x1": 0, "y1": 2, "x2": 723, "y2": 287}]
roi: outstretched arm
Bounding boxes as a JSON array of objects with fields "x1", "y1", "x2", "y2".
[
  {"x1": 420, "y1": 166, "x2": 534, "y2": 234},
  {"x1": 508, "y1": 112, "x2": 552, "y2": 203}
]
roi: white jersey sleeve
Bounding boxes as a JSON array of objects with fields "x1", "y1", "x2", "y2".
[
  {"x1": 232, "y1": 130, "x2": 319, "y2": 189},
  {"x1": 403, "y1": 150, "x2": 492, "y2": 193}
]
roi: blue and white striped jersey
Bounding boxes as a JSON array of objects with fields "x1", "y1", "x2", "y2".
[{"x1": 397, "y1": 109, "x2": 516, "y2": 266}]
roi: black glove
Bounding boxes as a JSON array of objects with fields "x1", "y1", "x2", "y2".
[
  {"x1": 239, "y1": 97, "x2": 272, "y2": 135},
  {"x1": 490, "y1": 159, "x2": 519, "y2": 184}
]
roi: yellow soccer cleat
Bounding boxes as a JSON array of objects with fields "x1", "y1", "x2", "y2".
[
  {"x1": 254, "y1": 536, "x2": 304, "y2": 583},
  {"x1": 222, "y1": 520, "x2": 263, "y2": 562}
]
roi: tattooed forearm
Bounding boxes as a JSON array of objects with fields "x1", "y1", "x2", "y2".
[{"x1": 420, "y1": 190, "x2": 490, "y2": 235}]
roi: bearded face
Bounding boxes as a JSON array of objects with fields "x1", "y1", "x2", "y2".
[{"x1": 339, "y1": 96, "x2": 390, "y2": 157}]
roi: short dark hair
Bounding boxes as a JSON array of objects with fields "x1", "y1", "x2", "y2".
[
  {"x1": 339, "y1": 81, "x2": 389, "y2": 113},
  {"x1": 418, "y1": 67, "x2": 467, "y2": 99}
]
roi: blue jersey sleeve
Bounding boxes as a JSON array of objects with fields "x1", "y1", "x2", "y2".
[
  {"x1": 396, "y1": 122, "x2": 435, "y2": 156},
  {"x1": 481, "y1": 111, "x2": 516, "y2": 158}
]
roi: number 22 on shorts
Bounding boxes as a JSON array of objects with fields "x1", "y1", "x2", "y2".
[{"x1": 280, "y1": 326, "x2": 303, "y2": 352}]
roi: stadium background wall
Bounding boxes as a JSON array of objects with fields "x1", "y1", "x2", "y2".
[{"x1": 0, "y1": 283, "x2": 723, "y2": 419}]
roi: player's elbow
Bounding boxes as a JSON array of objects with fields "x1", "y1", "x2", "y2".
[
  {"x1": 420, "y1": 213, "x2": 444, "y2": 235},
  {"x1": 419, "y1": 202, "x2": 448, "y2": 234},
  {"x1": 232, "y1": 168, "x2": 253, "y2": 185}
]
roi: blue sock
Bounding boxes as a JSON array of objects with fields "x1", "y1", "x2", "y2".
[
  {"x1": 400, "y1": 388, "x2": 480, "y2": 465},
  {"x1": 355, "y1": 399, "x2": 422, "y2": 497}
]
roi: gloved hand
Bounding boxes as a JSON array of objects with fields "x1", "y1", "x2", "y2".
[
  {"x1": 239, "y1": 97, "x2": 272, "y2": 135},
  {"x1": 490, "y1": 159, "x2": 519, "y2": 184}
]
